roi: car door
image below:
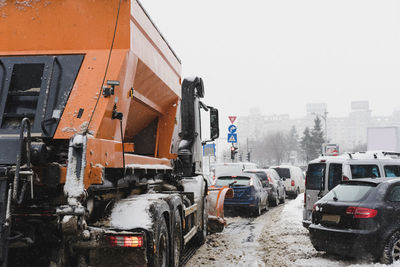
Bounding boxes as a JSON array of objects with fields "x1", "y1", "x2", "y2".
[
  {"x1": 304, "y1": 163, "x2": 326, "y2": 221},
  {"x1": 327, "y1": 163, "x2": 343, "y2": 191},
  {"x1": 384, "y1": 183, "x2": 400, "y2": 233}
]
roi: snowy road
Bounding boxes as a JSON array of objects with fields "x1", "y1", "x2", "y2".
[{"x1": 186, "y1": 194, "x2": 400, "y2": 267}]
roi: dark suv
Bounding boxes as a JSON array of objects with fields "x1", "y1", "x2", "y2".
[{"x1": 309, "y1": 178, "x2": 400, "y2": 263}]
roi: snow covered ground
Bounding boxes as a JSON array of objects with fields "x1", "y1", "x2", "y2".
[{"x1": 186, "y1": 194, "x2": 400, "y2": 267}]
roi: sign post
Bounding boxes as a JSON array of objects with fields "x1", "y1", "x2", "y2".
[{"x1": 228, "y1": 116, "x2": 238, "y2": 162}]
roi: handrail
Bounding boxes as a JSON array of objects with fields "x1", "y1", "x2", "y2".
[{"x1": 13, "y1": 118, "x2": 31, "y2": 204}]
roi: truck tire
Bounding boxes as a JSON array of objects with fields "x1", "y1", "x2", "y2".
[
  {"x1": 381, "y1": 230, "x2": 400, "y2": 264},
  {"x1": 195, "y1": 197, "x2": 207, "y2": 245},
  {"x1": 172, "y1": 209, "x2": 183, "y2": 267},
  {"x1": 153, "y1": 217, "x2": 170, "y2": 267}
]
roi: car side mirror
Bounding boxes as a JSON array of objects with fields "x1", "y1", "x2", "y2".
[{"x1": 209, "y1": 107, "x2": 219, "y2": 140}]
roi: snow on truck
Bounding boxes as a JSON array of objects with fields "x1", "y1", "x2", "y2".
[{"x1": 0, "y1": 1, "x2": 224, "y2": 266}]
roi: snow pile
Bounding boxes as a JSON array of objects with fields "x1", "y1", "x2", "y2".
[{"x1": 64, "y1": 135, "x2": 87, "y2": 205}]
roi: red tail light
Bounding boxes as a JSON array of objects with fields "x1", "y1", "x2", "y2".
[
  {"x1": 346, "y1": 206, "x2": 377, "y2": 218},
  {"x1": 291, "y1": 180, "x2": 295, "y2": 186},
  {"x1": 105, "y1": 235, "x2": 144, "y2": 248},
  {"x1": 268, "y1": 176, "x2": 272, "y2": 183},
  {"x1": 342, "y1": 175, "x2": 349, "y2": 181}
]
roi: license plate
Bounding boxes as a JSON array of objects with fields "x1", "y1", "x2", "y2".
[{"x1": 321, "y1": 214, "x2": 340, "y2": 224}]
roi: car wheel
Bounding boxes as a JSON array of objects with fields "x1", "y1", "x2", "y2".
[
  {"x1": 270, "y1": 193, "x2": 279, "y2": 207},
  {"x1": 253, "y1": 200, "x2": 262, "y2": 217},
  {"x1": 280, "y1": 190, "x2": 286, "y2": 204},
  {"x1": 381, "y1": 230, "x2": 400, "y2": 264},
  {"x1": 292, "y1": 188, "x2": 298, "y2": 198}
]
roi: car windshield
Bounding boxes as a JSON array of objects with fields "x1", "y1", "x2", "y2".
[
  {"x1": 306, "y1": 163, "x2": 326, "y2": 190},
  {"x1": 321, "y1": 183, "x2": 376, "y2": 202},
  {"x1": 273, "y1": 168, "x2": 291, "y2": 178},
  {"x1": 215, "y1": 176, "x2": 251, "y2": 187}
]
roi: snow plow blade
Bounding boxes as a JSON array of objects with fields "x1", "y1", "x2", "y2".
[{"x1": 207, "y1": 186, "x2": 234, "y2": 233}]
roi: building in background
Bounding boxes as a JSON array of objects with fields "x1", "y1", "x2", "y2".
[{"x1": 237, "y1": 101, "x2": 400, "y2": 160}]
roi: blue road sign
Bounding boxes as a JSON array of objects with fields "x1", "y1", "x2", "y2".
[
  {"x1": 227, "y1": 133, "x2": 237, "y2": 143},
  {"x1": 228, "y1": 124, "x2": 237, "y2": 134}
]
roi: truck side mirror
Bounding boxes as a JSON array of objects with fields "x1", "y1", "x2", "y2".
[{"x1": 210, "y1": 107, "x2": 219, "y2": 140}]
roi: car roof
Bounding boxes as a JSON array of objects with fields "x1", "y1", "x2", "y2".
[
  {"x1": 341, "y1": 177, "x2": 400, "y2": 185},
  {"x1": 216, "y1": 171, "x2": 256, "y2": 178},
  {"x1": 243, "y1": 169, "x2": 267, "y2": 173},
  {"x1": 309, "y1": 151, "x2": 400, "y2": 164},
  {"x1": 270, "y1": 165, "x2": 298, "y2": 169}
]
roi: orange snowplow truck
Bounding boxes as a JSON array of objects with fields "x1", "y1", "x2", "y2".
[{"x1": 0, "y1": 1, "x2": 221, "y2": 266}]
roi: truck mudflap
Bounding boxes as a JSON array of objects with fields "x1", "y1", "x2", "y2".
[
  {"x1": 73, "y1": 228, "x2": 148, "y2": 267},
  {"x1": 207, "y1": 186, "x2": 234, "y2": 233}
]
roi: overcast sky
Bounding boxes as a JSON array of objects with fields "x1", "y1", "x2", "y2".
[{"x1": 142, "y1": 0, "x2": 400, "y2": 126}]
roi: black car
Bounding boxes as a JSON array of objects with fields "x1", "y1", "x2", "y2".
[
  {"x1": 245, "y1": 169, "x2": 285, "y2": 206},
  {"x1": 309, "y1": 178, "x2": 400, "y2": 263}
]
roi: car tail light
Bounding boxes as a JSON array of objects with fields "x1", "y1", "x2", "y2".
[
  {"x1": 291, "y1": 180, "x2": 295, "y2": 186},
  {"x1": 105, "y1": 235, "x2": 144, "y2": 248},
  {"x1": 342, "y1": 175, "x2": 349, "y2": 181},
  {"x1": 346, "y1": 206, "x2": 377, "y2": 218},
  {"x1": 268, "y1": 176, "x2": 272, "y2": 183},
  {"x1": 345, "y1": 206, "x2": 356, "y2": 215}
]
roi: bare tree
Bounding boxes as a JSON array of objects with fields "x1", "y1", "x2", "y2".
[{"x1": 263, "y1": 131, "x2": 289, "y2": 165}]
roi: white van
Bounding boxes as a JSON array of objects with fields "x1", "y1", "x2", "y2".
[
  {"x1": 211, "y1": 162, "x2": 258, "y2": 179},
  {"x1": 302, "y1": 151, "x2": 400, "y2": 227},
  {"x1": 271, "y1": 165, "x2": 305, "y2": 198}
]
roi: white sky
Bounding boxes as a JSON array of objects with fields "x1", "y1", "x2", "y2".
[{"x1": 142, "y1": 0, "x2": 400, "y2": 128}]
